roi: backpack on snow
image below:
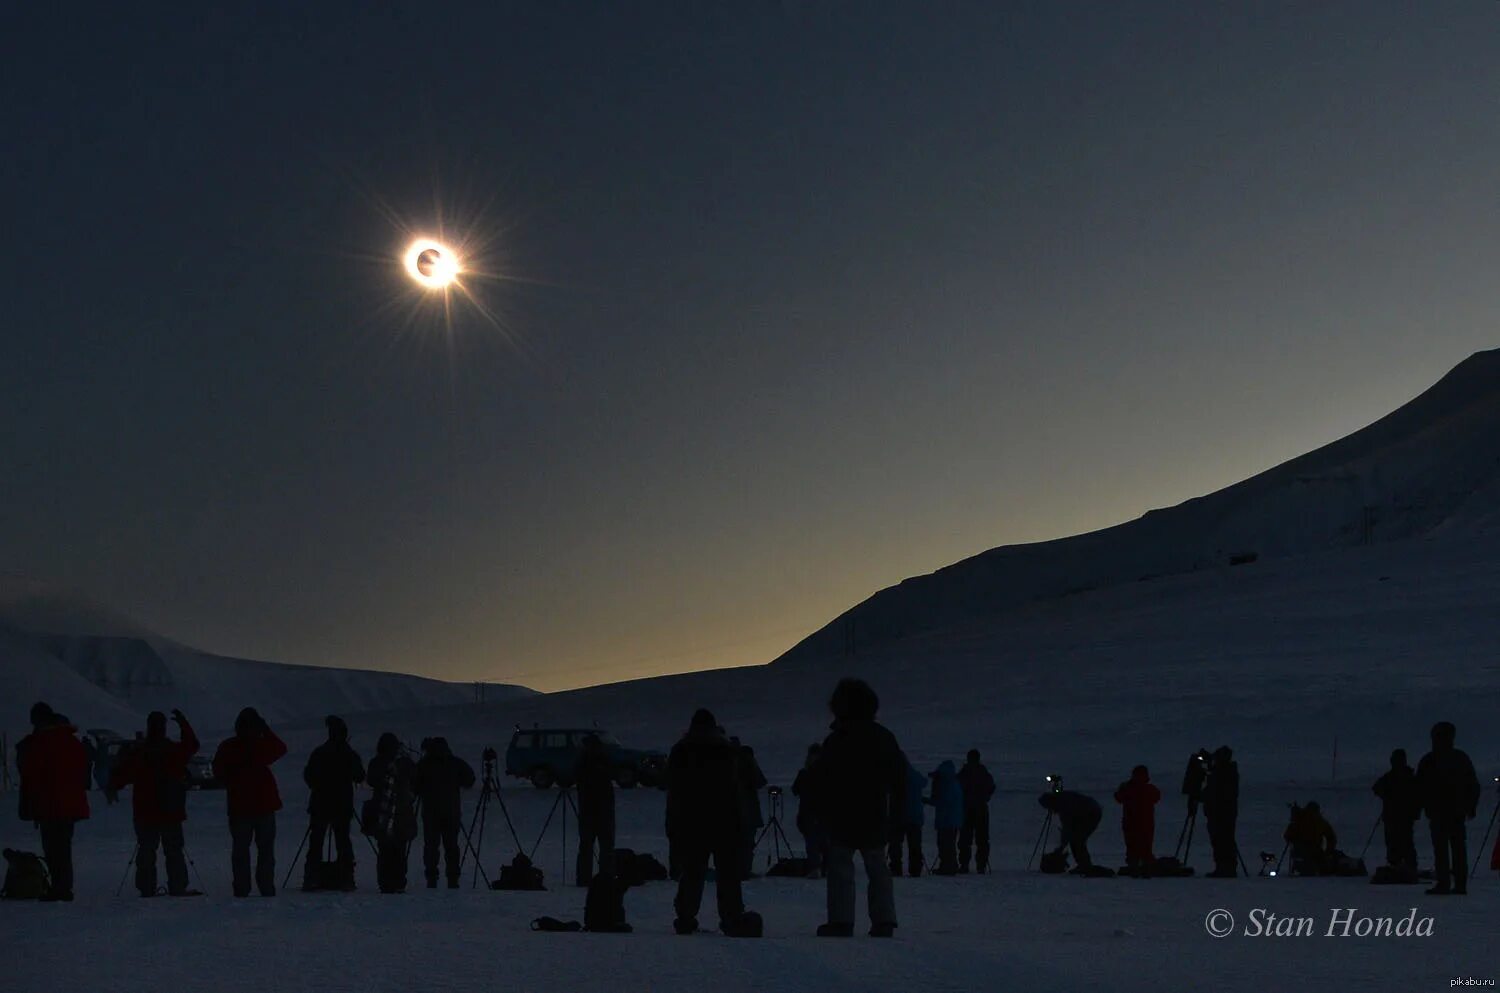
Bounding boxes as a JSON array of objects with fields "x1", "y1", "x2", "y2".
[
  {"x1": 611, "y1": 848, "x2": 644, "y2": 888},
  {"x1": 583, "y1": 873, "x2": 631, "y2": 932},
  {"x1": 1038, "y1": 850, "x2": 1069, "y2": 874},
  {"x1": 767, "y1": 857, "x2": 810, "y2": 877},
  {"x1": 636, "y1": 853, "x2": 668, "y2": 881},
  {"x1": 493, "y1": 853, "x2": 546, "y2": 891},
  {"x1": 1, "y1": 849, "x2": 51, "y2": 900}
]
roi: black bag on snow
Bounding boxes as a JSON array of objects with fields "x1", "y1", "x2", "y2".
[
  {"x1": 583, "y1": 873, "x2": 631, "y2": 932},
  {"x1": 1073, "y1": 863, "x2": 1116, "y2": 878},
  {"x1": 636, "y1": 853, "x2": 668, "y2": 881},
  {"x1": 2, "y1": 849, "x2": 51, "y2": 900},
  {"x1": 767, "y1": 857, "x2": 810, "y2": 877},
  {"x1": 612, "y1": 848, "x2": 644, "y2": 888},
  {"x1": 1038, "y1": 850, "x2": 1069, "y2": 874},
  {"x1": 531, "y1": 916, "x2": 582, "y2": 932},
  {"x1": 493, "y1": 853, "x2": 546, "y2": 891}
]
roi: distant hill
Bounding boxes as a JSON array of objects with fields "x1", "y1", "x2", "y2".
[
  {"x1": 0, "y1": 579, "x2": 533, "y2": 742},
  {"x1": 777, "y1": 349, "x2": 1500, "y2": 665}
]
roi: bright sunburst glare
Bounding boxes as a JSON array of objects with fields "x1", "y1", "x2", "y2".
[{"x1": 403, "y1": 238, "x2": 461, "y2": 289}]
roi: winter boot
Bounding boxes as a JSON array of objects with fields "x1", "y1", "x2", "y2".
[
  {"x1": 816, "y1": 922, "x2": 854, "y2": 937},
  {"x1": 869, "y1": 923, "x2": 896, "y2": 938}
]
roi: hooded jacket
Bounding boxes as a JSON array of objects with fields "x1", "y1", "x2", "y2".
[
  {"x1": 900, "y1": 758, "x2": 926, "y2": 829},
  {"x1": 665, "y1": 721, "x2": 743, "y2": 845},
  {"x1": 813, "y1": 718, "x2": 905, "y2": 850},
  {"x1": 413, "y1": 737, "x2": 475, "y2": 823},
  {"x1": 956, "y1": 759, "x2": 996, "y2": 811},
  {"x1": 1417, "y1": 742, "x2": 1480, "y2": 822},
  {"x1": 1114, "y1": 768, "x2": 1161, "y2": 856},
  {"x1": 110, "y1": 717, "x2": 200, "y2": 826},
  {"x1": 18, "y1": 723, "x2": 91, "y2": 822},
  {"x1": 304, "y1": 723, "x2": 366, "y2": 819},
  {"x1": 928, "y1": 761, "x2": 964, "y2": 831},
  {"x1": 213, "y1": 728, "x2": 287, "y2": 819}
]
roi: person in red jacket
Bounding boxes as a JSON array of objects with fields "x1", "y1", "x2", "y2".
[
  {"x1": 17, "y1": 701, "x2": 90, "y2": 901},
  {"x1": 110, "y1": 709, "x2": 200, "y2": 897},
  {"x1": 1114, "y1": 765, "x2": 1161, "y2": 874},
  {"x1": 212, "y1": 707, "x2": 287, "y2": 897}
]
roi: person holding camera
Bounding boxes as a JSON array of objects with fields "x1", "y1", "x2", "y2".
[
  {"x1": 1202, "y1": 745, "x2": 1240, "y2": 878},
  {"x1": 573, "y1": 733, "x2": 615, "y2": 887},
  {"x1": 366, "y1": 732, "x2": 418, "y2": 893},
  {"x1": 110, "y1": 709, "x2": 200, "y2": 897},
  {"x1": 302, "y1": 715, "x2": 365, "y2": 891},
  {"x1": 956, "y1": 749, "x2": 996, "y2": 874},
  {"x1": 413, "y1": 736, "x2": 475, "y2": 889},
  {"x1": 212, "y1": 707, "x2": 288, "y2": 897}
]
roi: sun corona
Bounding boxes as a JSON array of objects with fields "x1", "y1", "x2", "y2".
[{"x1": 403, "y1": 238, "x2": 460, "y2": 289}]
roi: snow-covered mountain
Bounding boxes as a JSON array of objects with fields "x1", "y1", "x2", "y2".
[
  {"x1": 777, "y1": 349, "x2": 1500, "y2": 666},
  {"x1": 0, "y1": 579, "x2": 533, "y2": 742}
]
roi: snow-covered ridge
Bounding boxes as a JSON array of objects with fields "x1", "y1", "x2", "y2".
[
  {"x1": 777, "y1": 349, "x2": 1500, "y2": 665},
  {"x1": 0, "y1": 580, "x2": 533, "y2": 740}
]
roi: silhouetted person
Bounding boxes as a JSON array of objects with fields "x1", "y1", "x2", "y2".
[
  {"x1": 413, "y1": 736, "x2": 474, "y2": 888},
  {"x1": 1417, "y1": 721, "x2": 1481, "y2": 895},
  {"x1": 1114, "y1": 764, "x2": 1160, "y2": 872},
  {"x1": 733, "y1": 738, "x2": 767, "y2": 879},
  {"x1": 17, "y1": 702, "x2": 89, "y2": 901},
  {"x1": 1039, "y1": 790, "x2": 1101, "y2": 869},
  {"x1": 302, "y1": 715, "x2": 365, "y2": 891},
  {"x1": 666, "y1": 708, "x2": 758, "y2": 936},
  {"x1": 572, "y1": 733, "x2": 615, "y2": 887},
  {"x1": 1283, "y1": 801, "x2": 1338, "y2": 874},
  {"x1": 366, "y1": 732, "x2": 418, "y2": 893},
  {"x1": 812, "y1": 678, "x2": 903, "y2": 938},
  {"x1": 791, "y1": 743, "x2": 827, "y2": 878},
  {"x1": 888, "y1": 756, "x2": 925, "y2": 877},
  {"x1": 110, "y1": 709, "x2": 200, "y2": 896},
  {"x1": 1202, "y1": 745, "x2": 1239, "y2": 877},
  {"x1": 212, "y1": 707, "x2": 287, "y2": 897},
  {"x1": 928, "y1": 760, "x2": 963, "y2": 875},
  {"x1": 956, "y1": 749, "x2": 995, "y2": 873},
  {"x1": 1373, "y1": 749, "x2": 1420, "y2": 870}
]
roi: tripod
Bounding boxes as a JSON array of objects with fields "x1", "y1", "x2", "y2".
[
  {"x1": 1470, "y1": 787, "x2": 1500, "y2": 879},
  {"x1": 1358, "y1": 814, "x2": 1383, "y2": 862},
  {"x1": 528, "y1": 785, "x2": 580, "y2": 883},
  {"x1": 116, "y1": 836, "x2": 209, "y2": 897},
  {"x1": 753, "y1": 789, "x2": 796, "y2": 868},
  {"x1": 1174, "y1": 798, "x2": 1200, "y2": 863},
  {"x1": 283, "y1": 813, "x2": 379, "y2": 891},
  {"x1": 1027, "y1": 808, "x2": 1055, "y2": 870},
  {"x1": 460, "y1": 751, "x2": 521, "y2": 889}
]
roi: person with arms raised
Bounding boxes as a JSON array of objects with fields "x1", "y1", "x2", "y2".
[{"x1": 213, "y1": 707, "x2": 287, "y2": 897}]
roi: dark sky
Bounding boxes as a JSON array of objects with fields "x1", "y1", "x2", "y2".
[{"x1": 4, "y1": 3, "x2": 1498, "y2": 690}]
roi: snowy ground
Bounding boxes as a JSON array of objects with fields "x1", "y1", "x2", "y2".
[
  {"x1": 8, "y1": 529, "x2": 1500, "y2": 990},
  {"x1": 5, "y1": 773, "x2": 1497, "y2": 993}
]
